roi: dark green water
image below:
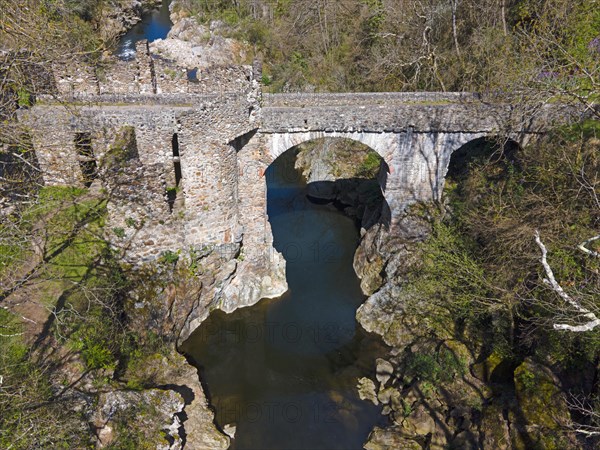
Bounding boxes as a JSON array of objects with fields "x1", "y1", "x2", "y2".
[{"x1": 182, "y1": 149, "x2": 388, "y2": 450}]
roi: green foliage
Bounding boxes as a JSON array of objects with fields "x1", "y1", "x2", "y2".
[
  {"x1": 159, "y1": 250, "x2": 180, "y2": 265},
  {"x1": 1, "y1": 186, "x2": 105, "y2": 281},
  {"x1": 362, "y1": 0, "x2": 385, "y2": 43},
  {"x1": 434, "y1": 124, "x2": 600, "y2": 368},
  {"x1": 355, "y1": 151, "x2": 382, "y2": 178},
  {"x1": 261, "y1": 73, "x2": 272, "y2": 86},
  {"x1": 290, "y1": 51, "x2": 308, "y2": 71},
  {"x1": 404, "y1": 345, "x2": 467, "y2": 385},
  {"x1": 400, "y1": 398, "x2": 413, "y2": 418},
  {"x1": 412, "y1": 222, "x2": 490, "y2": 321},
  {"x1": 17, "y1": 87, "x2": 31, "y2": 107},
  {"x1": 104, "y1": 407, "x2": 156, "y2": 450},
  {"x1": 515, "y1": 364, "x2": 537, "y2": 392},
  {"x1": 0, "y1": 309, "x2": 92, "y2": 449},
  {"x1": 174, "y1": 0, "x2": 598, "y2": 97}
]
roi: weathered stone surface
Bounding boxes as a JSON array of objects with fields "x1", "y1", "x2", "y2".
[
  {"x1": 375, "y1": 358, "x2": 394, "y2": 387},
  {"x1": 376, "y1": 386, "x2": 397, "y2": 405},
  {"x1": 260, "y1": 92, "x2": 577, "y2": 133},
  {"x1": 356, "y1": 283, "x2": 425, "y2": 348},
  {"x1": 150, "y1": 17, "x2": 248, "y2": 70},
  {"x1": 400, "y1": 404, "x2": 437, "y2": 437},
  {"x1": 357, "y1": 377, "x2": 379, "y2": 405},
  {"x1": 480, "y1": 402, "x2": 511, "y2": 450},
  {"x1": 92, "y1": 388, "x2": 184, "y2": 449},
  {"x1": 223, "y1": 423, "x2": 236, "y2": 439},
  {"x1": 364, "y1": 425, "x2": 421, "y2": 450}
]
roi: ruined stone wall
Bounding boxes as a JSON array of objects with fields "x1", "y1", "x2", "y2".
[
  {"x1": 20, "y1": 34, "x2": 262, "y2": 261},
  {"x1": 53, "y1": 41, "x2": 253, "y2": 99}
]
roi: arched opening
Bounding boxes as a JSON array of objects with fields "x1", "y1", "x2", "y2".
[
  {"x1": 444, "y1": 136, "x2": 521, "y2": 207},
  {"x1": 267, "y1": 137, "x2": 390, "y2": 234}
]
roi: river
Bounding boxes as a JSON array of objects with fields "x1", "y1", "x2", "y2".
[
  {"x1": 117, "y1": 0, "x2": 172, "y2": 59},
  {"x1": 182, "y1": 148, "x2": 388, "y2": 450}
]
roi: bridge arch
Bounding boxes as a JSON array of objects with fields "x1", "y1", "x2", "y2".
[
  {"x1": 267, "y1": 131, "x2": 397, "y2": 164},
  {"x1": 265, "y1": 136, "x2": 391, "y2": 230},
  {"x1": 442, "y1": 135, "x2": 523, "y2": 201}
]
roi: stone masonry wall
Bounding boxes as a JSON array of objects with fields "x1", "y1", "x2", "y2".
[
  {"x1": 53, "y1": 40, "x2": 253, "y2": 99},
  {"x1": 260, "y1": 97, "x2": 578, "y2": 134},
  {"x1": 18, "y1": 46, "x2": 287, "y2": 313}
]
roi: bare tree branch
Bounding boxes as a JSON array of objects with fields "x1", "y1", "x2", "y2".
[
  {"x1": 578, "y1": 235, "x2": 600, "y2": 259},
  {"x1": 534, "y1": 230, "x2": 600, "y2": 332}
]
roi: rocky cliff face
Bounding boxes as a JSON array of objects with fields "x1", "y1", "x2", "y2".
[
  {"x1": 150, "y1": 18, "x2": 248, "y2": 69},
  {"x1": 294, "y1": 138, "x2": 386, "y2": 231},
  {"x1": 354, "y1": 215, "x2": 577, "y2": 450}
]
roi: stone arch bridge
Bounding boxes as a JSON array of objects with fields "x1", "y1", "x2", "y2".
[{"x1": 16, "y1": 64, "x2": 577, "y2": 312}]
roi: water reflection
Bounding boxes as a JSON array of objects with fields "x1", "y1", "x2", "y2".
[{"x1": 182, "y1": 148, "x2": 388, "y2": 449}]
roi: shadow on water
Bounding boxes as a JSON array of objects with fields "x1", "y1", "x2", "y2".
[
  {"x1": 182, "y1": 149, "x2": 389, "y2": 450},
  {"x1": 116, "y1": 0, "x2": 173, "y2": 59}
]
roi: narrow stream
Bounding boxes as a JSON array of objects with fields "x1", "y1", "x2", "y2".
[
  {"x1": 117, "y1": 0, "x2": 172, "y2": 59},
  {"x1": 182, "y1": 149, "x2": 388, "y2": 449}
]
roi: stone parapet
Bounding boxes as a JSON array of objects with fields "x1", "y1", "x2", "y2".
[{"x1": 262, "y1": 91, "x2": 480, "y2": 108}]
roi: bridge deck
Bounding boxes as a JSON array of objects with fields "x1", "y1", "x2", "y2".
[{"x1": 262, "y1": 92, "x2": 481, "y2": 107}]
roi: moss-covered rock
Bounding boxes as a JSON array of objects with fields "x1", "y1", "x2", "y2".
[
  {"x1": 471, "y1": 350, "x2": 504, "y2": 383},
  {"x1": 511, "y1": 358, "x2": 575, "y2": 449},
  {"x1": 480, "y1": 401, "x2": 511, "y2": 450}
]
